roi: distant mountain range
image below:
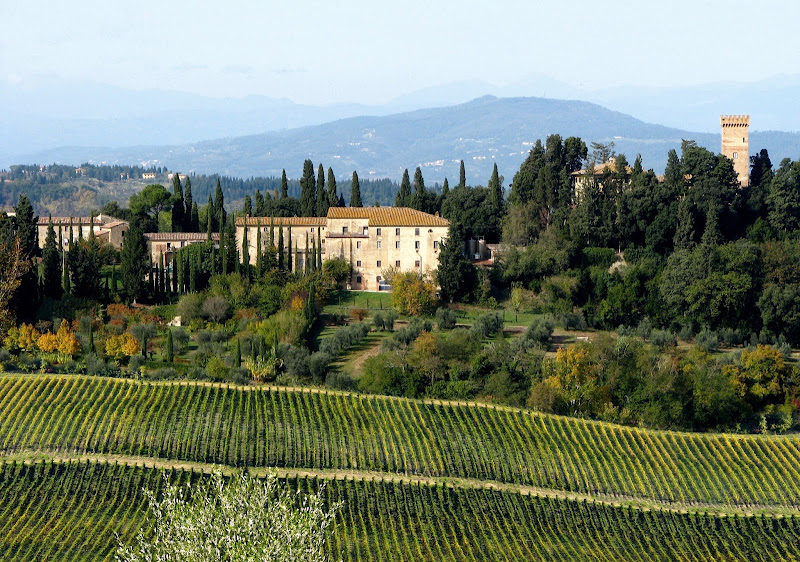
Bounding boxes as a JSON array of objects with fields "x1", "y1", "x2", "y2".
[{"x1": 10, "y1": 95, "x2": 800, "y2": 185}]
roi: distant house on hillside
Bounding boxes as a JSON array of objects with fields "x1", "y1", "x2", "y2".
[
  {"x1": 570, "y1": 157, "x2": 633, "y2": 200},
  {"x1": 144, "y1": 232, "x2": 220, "y2": 265},
  {"x1": 36, "y1": 215, "x2": 129, "y2": 250},
  {"x1": 236, "y1": 206, "x2": 449, "y2": 291},
  {"x1": 142, "y1": 172, "x2": 157, "y2": 180}
]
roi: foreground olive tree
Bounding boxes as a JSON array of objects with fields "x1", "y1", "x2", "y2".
[{"x1": 117, "y1": 471, "x2": 340, "y2": 562}]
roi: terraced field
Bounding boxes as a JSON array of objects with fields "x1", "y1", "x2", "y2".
[
  {"x1": 1, "y1": 375, "x2": 800, "y2": 508},
  {"x1": 2, "y1": 459, "x2": 799, "y2": 562}
]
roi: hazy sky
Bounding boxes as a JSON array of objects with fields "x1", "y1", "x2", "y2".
[{"x1": 3, "y1": 0, "x2": 800, "y2": 105}]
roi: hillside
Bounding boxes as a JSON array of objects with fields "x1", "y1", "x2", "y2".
[{"x1": 18, "y1": 96, "x2": 800, "y2": 184}]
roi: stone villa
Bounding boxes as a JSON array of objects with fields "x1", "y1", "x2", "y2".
[{"x1": 236, "y1": 206, "x2": 450, "y2": 291}]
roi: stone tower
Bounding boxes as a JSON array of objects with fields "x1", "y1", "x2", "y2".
[{"x1": 720, "y1": 115, "x2": 749, "y2": 187}]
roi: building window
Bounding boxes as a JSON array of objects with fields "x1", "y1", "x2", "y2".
[
  {"x1": 342, "y1": 226, "x2": 348, "y2": 234},
  {"x1": 363, "y1": 226, "x2": 369, "y2": 235},
  {"x1": 356, "y1": 241, "x2": 361, "y2": 249},
  {"x1": 395, "y1": 260, "x2": 400, "y2": 267},
  {"x1": 733, "y1": 152, "x2": 738, "y2": 159},
  {"x1": 377, "y1": 260, "x2": 382, "y2": 267},
  {"x1": 377, "y1": 241, "x2": 382, "y2": 249},
  {"x1": 395, "y1": 241, "x2": 400, "y2": 249},
  {"x1": 415, "y1": 260, "x2": 420, "y2": 268},
  {"x1": 433, "y1": 241, "x2": 439, "y2": 249},
  {"x1": 376, "y1": 228, "x2": 382, "y2": 236},
  {"x1": 395, "y1": 228, "x2": 400, "y2": 236},
  {"x1": 356, "y1": 260, "x2": 362, "y2": 267},
  {"x1": 415, "y1": 241, "x2": 420, "y2": 249},
  {"x1": 356, "y1": 276, "x2": 362, "y2": 284},
  {"x1": 311, "y1": 227, "x2": 314, "y2": 233},
  {"x1": 377, "y1": 275, "x2": 382, "y2": 283},
  {"x1": 415, "y1": 228, "x2": 420, "y2": 236}
]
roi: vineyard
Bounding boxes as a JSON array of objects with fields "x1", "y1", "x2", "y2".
[
  {"x1": 1, "y1": 375, "x2": 800, "y2": 509},
  {"x1": 1, "y1": 459, "x2": 799, "y2": 562}
]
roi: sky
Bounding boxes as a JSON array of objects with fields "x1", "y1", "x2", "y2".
[{"x1": 2, "y1": 0, "x2": 800, "y2": 105}]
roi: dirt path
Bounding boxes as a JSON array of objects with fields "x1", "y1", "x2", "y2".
[{"x1": 2, "y1": 449, "x2": 796, "y2": 518}]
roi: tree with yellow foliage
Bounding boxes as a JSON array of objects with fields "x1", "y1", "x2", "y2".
[
  {"x1": 3, "y1": 323, "x2": 40, "y2": 353},
  {"x1": 392, "y1": 272, "x2": 437, "y2": 316},
  {"x1": 732, "y1": 344, "x2": 792, "y2": 411},
  {"x1": 105, "y1": 333, "x2": 140, "y2": 363}
]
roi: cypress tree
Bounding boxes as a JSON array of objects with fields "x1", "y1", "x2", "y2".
[
  {"x1": 241, "y1": 221, "x2": 250, "y2": 279},
  {"x1": 268, "y1": 217, "x2": 276, "y2": 270},
  {"x1": 326, "y1": 167, "x2": 338, "y2": 209},
  {"x1": 166, "y1": 329, "x2": 174, "y2": 363},
  {"x1": 41, "y1": 216, "x2": 62, "y2": 299},
  {"x1": 441, "y1": 177, "x2": 450, "y2": 197},
  {"x1": 207, "y1": 194, "x2": 215, "y2": 231},
  {"x1": 141, "y1": 332, "x2": 148, "y2": 358},
  {"x1": 172, "y1": 256, "x2": 178, "y2": 295},
  {"x1": 299, "y1": 159, "x2": 316, "y2": 217},
  {"x1": 89, "y1": 324, "x2": 95, "y2": 354},
  {"x1": 120, "y1": 224, "x2": 148, "y2": 302},
  {"x1": 350, "y1": 171, "x2": 362, "y2": 207},
  {"x1": 316, "y1": 163, "x2": 327, "y2": 217},
  {"x1": 213, "y1": 179, "x2": 226, "y2": 228},
  {"x1": 338, "y1": 194, "x2": 345, "y2": 207},
  {"x1": 219, "y1": 211, "x2": 227, "y2": 275},
  {"x1": 191, "y1": 202, "x2": 200, "y2": 233},
  {"x1": 235, "y1": 337, "x2": 241, "y2": 368},
  {"x1": 317, "y1": 229, "x2": 322, "y2": 269},
  {"x1": 62, "y1": 252, "x2": 71, "y2": 295},
  {"x1": 206, "y1": 205, "x2": 213, "y2": 241},
  {"x1": 171, "y1": 174, "x2": 184, "y2": 232},
  {"x1": 277, "y1": 224, "x2": 285, "y2": 271},
  {"x1": 77, "y1": 218, "x2": 84, "y2": 241},
  {"x1": 189, "y1": 253, "x2": 197, "y2": 292},
  {"x1": 184, "y1": 177, "x2": 195, "y2": 230},
  {"x1": 488, "y1": 162, "x2": 504, "y2": 213},
  {"x1": 287, "y1": 224, "x2": 293, "y2": 272},
  {"x1": 255, "y1": 190, "x2": 265, "y2": 216},
  {"x1": 280, "y1": 169, "x2": 289, "y2": 199},
  {"x1": 256, "y1": 225, "x2": 263, "y2": 278},
  {"x1": 111, "y1": 264, "x2": 118, "y2": 297},
  {"x1": 396, "y1": 169, "x2": 411, "y2": 207},
  {"x1": 412, "y1": 167, "x2": 426, "y2": 211},
  {"x1": 459, "y1": 160, "x2": 466, "y2": 188},
  {"x1": 14, "y1": 194, "x2": 37, "y2": 257},
  {"x1": 305, "y1": 231, "x2": 310, "y2": 272},
  {"x1": 68, "y1": 216, "x2": 74, "y2": 249},
  {"x1": 243, "y1": 195, "x2": 252, "y2": 217},
  {"x1": 311, "y1": 234, "x2": 316, "y2": 271}
]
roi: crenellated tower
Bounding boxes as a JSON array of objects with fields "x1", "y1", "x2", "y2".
[{"x1": 720, "y1": 115, "x2": 749, "y2": 187}]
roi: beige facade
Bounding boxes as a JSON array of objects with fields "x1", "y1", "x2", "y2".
[
  {"x1": 720, "y1": 115, "x2": 749, "y2": 187},
  {"x1": 235, "y1": 207, "x2": 449, "y2": 291},
  {"x1": 36, "y1": 214, "x2": 129, "y2": 250},
  {"x1": 144, "y1": 232, "x2": 220, "y2": 265}
]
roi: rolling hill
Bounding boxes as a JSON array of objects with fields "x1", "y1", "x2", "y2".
[{"x1": 18, "y1": 96, "x2": 800, "y2": 185}]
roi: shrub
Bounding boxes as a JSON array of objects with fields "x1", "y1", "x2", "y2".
[
  {"x1": 720, "y1": 328, "x2": 743, "y2": 348},
  {"x1": 145, "y1": 368, "x2": 178, "y2": 380},
  {"x1": 325, "y1": 370, "x2": 356, "y2": 391},
  {"x1": 281, "y1": 345, "x2": 310, "y2": 378},
  {"x1": 470, "y1": 312, "x2": 504, "y2": 339},
  {"x1": 523, "y1": 315, "x2": 555, "y2": 348},
  {"x1": 308, "y1": 351, "x2": 332, "y2": 384},
  {"x1": 372, "y1": 311, "x2": 385, "y2": 331},
  {"x1": 436, "y1": 308, "x2": 457, "y2": 330},
  {"x1": 205, "y1": 355, "x2": 228, "y2": 381},
  {"x1": 695, "y1": 329, "x2": 719, "y2": 352},
  {"x1": 635, "y1": 317, "x2": 653, "y2": 340},
  {"x1": 650, "y1": 329, "x2": 677, "y2": 350},
  {"x1": 350, "y1": 308, "x2": 368, "y2": 322},
  {"x1": 383, "y1": 310, "x2": 397, "y2": 332},
  {"x1": 392, "y1": 272, "x2": 437, "y2": 316},
  {"x1": 176, "y1": 293, "x2": 205, "y2": 323},
  {"x1": 201, "y1": 295, "x2": 231, "y2": 323},
  {"x1": 128, "y1": 354, "x2": 146, "y2": 373}
]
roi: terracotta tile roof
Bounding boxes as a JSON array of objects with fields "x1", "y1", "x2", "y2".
[
  {"x1": 326, "y1": 207, "x2": 449, "y2": 227},
  {"x1": 237, "y1": 216, "x2": 326, "y2": 227},
  {"x1": 144, "y1": 232, "x2": 220, "y2": 241},
  {"x1": 37, "y1": 215, "x2": 126, "y2": 226}
]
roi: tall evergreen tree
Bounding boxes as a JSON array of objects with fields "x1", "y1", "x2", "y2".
[
  {"x1": 441, "y1": 177, "x2": 450, "y2": 197},
  {"x1": 166, "y1": 329, "x2": 174, "y2": 363},
  {"x1": 305, "y1": 231, "x2": 310, "y2": 272},
  {"x1": 488, "y1": 163, "x2": 504, "y2": 213},
  {"x1": 277, "y1": 224, "x2": 285, "y2": 271},
  {"x1": 241, "y1": 222, "x2": 250, "y2": 280},
  {"x1": 13, "y1": 194, "x2": 37, "y2": 257},
  {"x1": 207, "y1": 194, "x2": 215, "y2": 231},
  {"x1": 287, "y1": 224, "x2": 293, "y2": 272},
  {"x1": 316, "y1": 163, "x2": 327, "y2": 217},
  {"x1": 191, "y1": 202, "x2": 200, "y2": 233},
  {"x1": 62, "y1": 251, "x2": 71, "y2": 295},
  {"x1": 396, "y1": 169, "x2": 411, "y2": 207},
  {"x1": 255, "y1": 190, "x2": 266, "y2": 216},
  {"x1": 350, "y1": 171, "x2": 363, "y2": 207},
  {"x1": 256, "y1": 226, "x2": 263, "y2": 278},
  {"x1": 120, "y1": 223, "x2": 148, "y2": 302},
  {"x1": 326, "y1": 168, "x2": 339, "y2": 209},
  {"x1": 41, "y1": 217, "x2": 62, "y2": 299},
  {"x1": 411, "y1": 167, "x2": 426, "y2": 211},
  {"x1": 459, "y1": 160, "x2": 466, "y2": 188},
  {"x1": 299, "y1": 159, "x2": 316, "y2": 217},
  {"x1": 243, "y1": 195, "x2": 252, "y2": 217},
  {"x1": 171, "y1": 255, "x2": 178, "y2": 295},
  {"x1": 436, "y1": 224, "x2": 476, "y2": 303},
  {"x1": 316, "y1": 229, "x2": 322, "y2": 269},
  {"x1": 171, "y1": 174, "x2": 185, "y2": 233},
  {"x1": 184, "y1": 177, "x2": 195, "y2": 231},
  {"x1": 213, "y1": 179, "x2": 226, "y2": 228},
  {"x1": 280, "y1": 169, "x2": 289, "y2": 199}
]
